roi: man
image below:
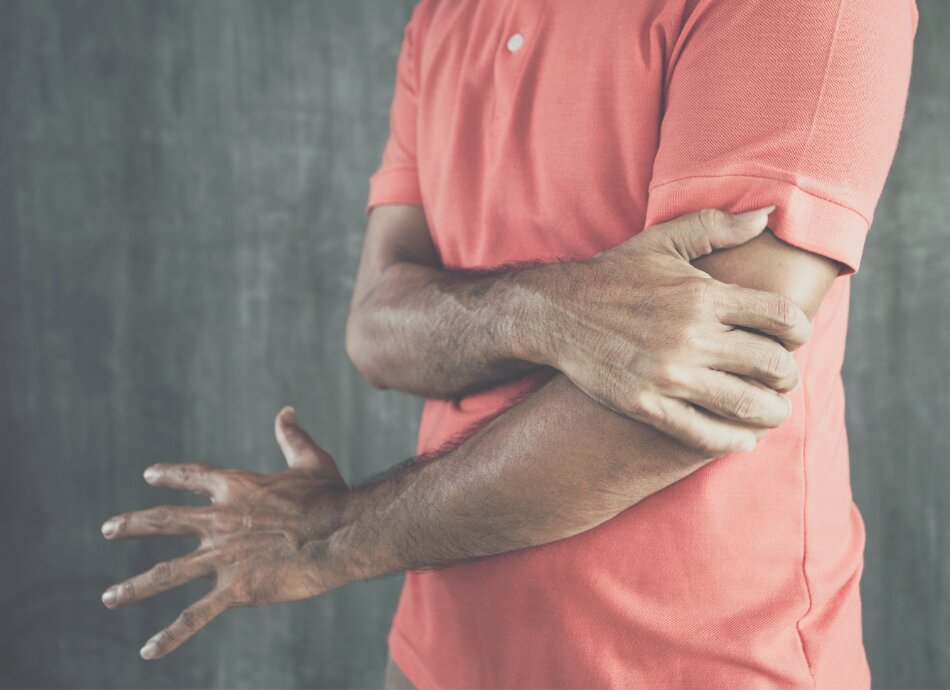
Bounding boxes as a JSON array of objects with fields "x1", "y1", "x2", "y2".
[{"x1": 101, "y1": 1, "x2": 916, "y2": 687}]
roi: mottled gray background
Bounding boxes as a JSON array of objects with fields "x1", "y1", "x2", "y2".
[{"x1": 0, "y1": 1, "x2": 946, "y2": 689}]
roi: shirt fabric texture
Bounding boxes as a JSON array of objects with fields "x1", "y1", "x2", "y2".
[{"x1": 365, "y1": 1, "x2": 917, "y2": 687}]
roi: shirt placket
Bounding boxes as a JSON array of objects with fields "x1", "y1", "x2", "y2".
[{"x1": 490, "y1": 0, "x2": 548, "y2": 130}]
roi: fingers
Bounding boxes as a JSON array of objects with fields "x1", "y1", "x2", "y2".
[
  {"x1": 645, "y1": 206, "x2": 776, "y2": 262},
  {"x1": 143, "y1": 462, "x2": 225, "y2": 501},
  {"x1": 639, "y1": 393, "x2": 763, "y2": 456},
  {"x1": 101, "y1": 548, "x2": 215, "y2": 610},
  {"x1": 713, "y1": 283, "x2": 811, "y2": 350},
  {"x1": 676, "y1": 369, "x2": 791, "y2": 428},
  {"x1": 275, "y1": 406, "x2": 321, "y2": 468},
  {"x1": 101, "y1": 504, "x2": 213, "y2": 540},
  {"x1": 275, "y1": 407, "x2": 343, "y2": 480},
  {"x1": 139, "y1": 588, "x2": 231, "y2": 660},
  {"x1": 709, "y1": 328, "x2": 801, "y2": 392}
]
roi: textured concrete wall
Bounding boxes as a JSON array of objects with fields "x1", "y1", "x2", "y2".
[
  {"x1": 0, "y1": 1, "x2": 946, "y2": 688},
  {"x1": 844, "y1": 2, "x2": 950, "y2": 687}
]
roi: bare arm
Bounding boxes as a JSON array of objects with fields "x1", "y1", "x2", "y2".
[
  {"x1": 349, "y1": 204, "x2": 811, "y2": 452},
  {"x1": 100, "y1": 213, "x2": 838, "y2": 659},
  {"x1": 345, "y1": 204, "x2": 544, "y2": 398},
  {"x1": 335, "y1": 229, "x2": 839, "y2": 576}
]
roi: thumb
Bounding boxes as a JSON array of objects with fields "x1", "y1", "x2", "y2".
[
  {"x1": 644, "y1": 205, "x2": 776, "y2": 262},
  {"x1": 274, "y1": 406, "x2": 344, "y2": 480}
]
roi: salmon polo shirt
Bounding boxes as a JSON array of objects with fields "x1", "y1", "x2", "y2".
[{"x1": 365, "y1": 1, "x2": 916, "y2": 688}]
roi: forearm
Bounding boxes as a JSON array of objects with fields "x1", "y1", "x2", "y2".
[
  {"x1": 333, "y1": 371, "x2": 710, "y2": 580},
  {"x1": 347, "y1": 257, "x2": 559, "y2": 398},
  {"x1": 334, "y1": 228, "x2": 838, "y2": 582}
]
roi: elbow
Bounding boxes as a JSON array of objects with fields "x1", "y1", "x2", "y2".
[{"x1": 345, "y1": 313, "x2": 390, "y2": 390}]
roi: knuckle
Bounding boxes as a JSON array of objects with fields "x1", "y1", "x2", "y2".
[
  {"x1": 765, "y1": 349, "x2": 795, "y2": 382},
  {"x1": 160, "y1": 627, "x2": 180, "y2": 645},
  {"x1": 150, "y1": 507, "x2": 171, "y2": 525},
  {"x1": 179, "y1": 606, "x2": 200, "y2": 631},
  {"x1": 679, "y1": 323, "x2": 706, "y2": 350},
  {"x1": 214, "y1": 508, "x2": 241, "y2": 533},
  {"x1": 651, "y1": 362, "x2": 678, "y2": 390},
  {"x1": 697, "y1": 208, "x2": 728, "y2": 232},
  {"x1": 627, "y1": 390, "x2": 657, "y2": 421},
  {"x1": 771, "y1": 295, "x2": 796, "y2": 329},
  {"x1": 121, "y1": 580, "x2": 136, "y2": 602},
  {"x1": 687, "y1": 277, "x2": 711, "y2": 303},
  {"x1": 730, "y1": 392, "x2": 759, "y2": 421},
  {"x1": 227, "y1": 581, "x2": 253, "y2": 607},
  {"x1": 680, "y1": 280, "x2": 712, "y2": 324},
  {"x1": 150, "y1": 561, "x2": 174, "y2": 585}
]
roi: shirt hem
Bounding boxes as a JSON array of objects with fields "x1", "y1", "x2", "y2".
[{"x1": 388, "y1": 624, "x2": 441, "y2": 690}]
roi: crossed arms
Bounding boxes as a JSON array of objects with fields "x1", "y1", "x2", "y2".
[
  {"x1": 100, "y1": 200, "x2": 839, "y2": 659},
  {"x1": 336, "y1": 203, "x2": 838, "y2": 573}
]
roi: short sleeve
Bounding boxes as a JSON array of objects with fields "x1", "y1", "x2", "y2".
[
  {"x1": 365, "y1": 4, "x2": 425, "y2": 216},
  {"x1": 644, "y1": 0, "x2": 918, "y2": 275}
]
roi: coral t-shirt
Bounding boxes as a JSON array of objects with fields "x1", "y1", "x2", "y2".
[{"x1": 365, "y1": 1, "x2": 916, "y2": 687}]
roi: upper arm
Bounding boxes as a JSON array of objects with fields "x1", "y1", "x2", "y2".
[
  {"x1": 645, "y1": 0, "x2": 916, "y2": 280},
  {"x1": 692, "y1": 229, "x2": 839, "y2": 320}
]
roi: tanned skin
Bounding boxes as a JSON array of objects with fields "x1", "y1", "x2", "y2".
[
  {"x1": 346, "y1": 205, "x2": 812, "y2": 452},
  {"x1": 100, "y1": 203, "x2": 839, "y2": 661}
]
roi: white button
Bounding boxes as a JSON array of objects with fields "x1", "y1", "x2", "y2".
[{"x1": 506, "y1": 33, "x2": 524, "y2": 53}]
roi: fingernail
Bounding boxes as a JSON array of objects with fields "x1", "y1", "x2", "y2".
[
  {"x1": 143, "y1": 467, "x2": 159, "y2": 482},
  {"x1": 101, "y1": 520, "x2": 118, "y2": 538},
  {"x1": 733, "y1": 204, "x2": 776, "y2": 222},
  {"x1": 285, "y1": 406, "x2": 297, "y2": 423},
  {"x1": 140, "y1": 641, "x2": 159, "y2": 660},
  {"x1": 102, "y1": 588, "x2": 117, "y2": 607}
]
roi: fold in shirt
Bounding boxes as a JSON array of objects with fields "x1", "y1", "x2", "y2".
[{"x1": 366, "y1": 1, "x2": 917, "y2": 687}]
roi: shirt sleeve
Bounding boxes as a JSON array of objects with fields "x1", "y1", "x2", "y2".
[
  {"x1": 365, "y1": 4, "x2": 425, "y2": 216},
  {"x1": 644, "y1": 0, "x2": 918, "y2": 275}
]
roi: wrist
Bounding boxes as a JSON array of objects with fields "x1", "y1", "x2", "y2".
[
  {"x1": 503, "y1": 263, "x2": 567, "y2": 369},
  {"x1": 323, "y1": 495, "x2": 366, "y2": 586},
  {"x1": 322, "y1": 485, "x2": 399, "y2": 585}
]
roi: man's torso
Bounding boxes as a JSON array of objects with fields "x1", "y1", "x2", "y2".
[{"x1": 382, "y1": 1, "x2": 880, "y2": 687}]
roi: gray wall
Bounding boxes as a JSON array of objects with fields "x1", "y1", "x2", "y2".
[
  {"x1": 846, "y1": 2, "x2": 950, "y2": 687},
  {"x1": 0, "y1": 1, "x2": 945, "y2": 689}
]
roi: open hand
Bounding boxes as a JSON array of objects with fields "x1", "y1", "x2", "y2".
[{"x1": 100, "y1": 407, "x2": 349, "y2": 660}]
